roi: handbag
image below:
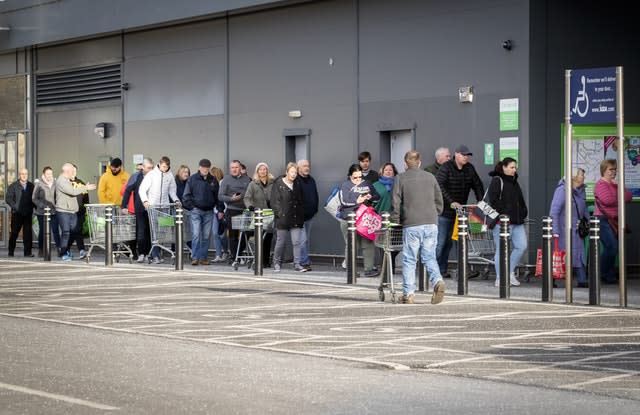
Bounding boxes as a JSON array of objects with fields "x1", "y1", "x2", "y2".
[
  {"x1": 572, "y1": 194, "x2": 589, "y2": 238},
  {"x1": 577, "y1": 217, "x2": 589, "y2": 238},
  {"x1": 552, "y1": 238, "x2": 566, "y2": 280},
  {"x1": 354, "y1": 204, "x2": 383, "y2": 241},
  {"x1": 473, "y1": 177, "x2": 503, "y2": 229}
]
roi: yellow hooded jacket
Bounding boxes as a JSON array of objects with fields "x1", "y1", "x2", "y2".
[{"x1": 98, "y1": 169, "x2": 130, "y2": 205}]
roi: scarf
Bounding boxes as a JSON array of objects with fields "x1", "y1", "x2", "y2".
[{"x1": 378, "y1": 175, "x2": 395, "y2": 193}]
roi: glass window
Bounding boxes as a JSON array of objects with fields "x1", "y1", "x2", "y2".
[{"x1": 0, "y1": 76, "x2": 26, "y2": 131}]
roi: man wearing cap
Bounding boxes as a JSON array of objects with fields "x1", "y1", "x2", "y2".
[
  {"x1": 98, "y1": 157, "x2": 130, "y2": 205},
  {"x1": 435, "y1": 144, "x2": 484, "y2": 278},
  {"x1": 182, "y1": 159, "x2": 224, "y2": 265}
]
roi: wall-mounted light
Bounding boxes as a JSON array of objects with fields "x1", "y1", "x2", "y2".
[
  {"x1": 502, "y1": 39, "x2": 512, "y2": 51},
  {"x1": 95, "y1": 123, "x2": 107, "y2": 138},
  {"x1": 288, "y1": 110, "x2": 302, "y2": 119},
  {"x1": 458, "y1": 86, "x2": 474, "y2": 103}
]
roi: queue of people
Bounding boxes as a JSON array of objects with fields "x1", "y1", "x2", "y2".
[{"x1": 4, "y1": 148, "x2": 635, "y2": 302}]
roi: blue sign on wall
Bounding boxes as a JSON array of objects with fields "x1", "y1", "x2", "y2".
[{"x1": 570, "y1": 67, "x2": 617, "y2": 124}]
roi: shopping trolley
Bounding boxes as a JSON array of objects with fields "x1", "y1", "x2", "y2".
[
  {"x1": 85, "y1": 204, "x2": 136, "y2": 263},
  {"x1": 230, "y1": 209, "x2": 274, "y2": 271},
  {"x1": 147, "y1": 204, "x2": 189, "y2": 264},
  {"x1": 374, "y1": 226, "x2": 404, "y2": 303},
  {"x1": 459, "y1": 205, "x2": 496, "y2": 279}
]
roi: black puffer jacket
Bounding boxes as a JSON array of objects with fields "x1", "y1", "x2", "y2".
[
  {"x1": 270, "y1": 176, "x2": 304, "y2": 230},
  {"x1": 435, "y1": 160, "x2": 484, "y2": 219},
  {"x1": 487, "y1": 171, "x2": 528, "y2": 225}
]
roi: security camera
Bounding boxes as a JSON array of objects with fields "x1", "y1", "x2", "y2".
[
  {"x1": 121, "y1": 82, "x2": 130, "y2": 91},
  {"x1": 502, "y1": 40, "x2": 512, "y2": 51}
]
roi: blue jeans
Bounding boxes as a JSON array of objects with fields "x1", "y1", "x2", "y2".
[
  {"x1": 599, "y1": 216, "x2": 618, "y2": 282},
  {"x1": 436, "y1": 215, "x2": 455, "y2": 273},
  {"x1": 300, "y1": 219, "x2": 313, "y2": 265},
  {"x1": 57, "y1": 211, "x2": 77, "y2": 255},
  {"x1": 211, "y1": 210, "x2": 228, "y2": 257},
  {"x1": 190, "y1": 208, "x2": 214, "y2": 260},
  {"x1": 402, "y1": 224, "x2": 442, "y2": 296},
  {"x1": 492, "y1": 223, "x2": 527, "y2": 280}
]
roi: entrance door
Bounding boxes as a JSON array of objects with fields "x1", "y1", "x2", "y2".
[
  {"x1": 390, "y1": 130, "x2": 413, "y2": 173},
  {"x1": 0, "y1": 132, "x2": 28, "y2": 247}
]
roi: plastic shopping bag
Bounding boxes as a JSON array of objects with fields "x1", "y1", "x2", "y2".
[
  {"x1": 451, "y1": 215, "x2": 459, "y2": 241},
  {"x1": 535, "y1": 248, "x2": 543, "y2": 277},
  {"x1": 552, "y1": 238, "x2": 566, "y2": 280},
  {"x1": 354, "y1": 204, "x2": 382, "y2": 241}
]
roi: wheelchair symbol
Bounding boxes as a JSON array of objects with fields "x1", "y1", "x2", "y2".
[{"x1": 572, "y1": 75, "x2": 589, "y2": 118}]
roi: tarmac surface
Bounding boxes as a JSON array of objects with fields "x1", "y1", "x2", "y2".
[{"x1": 1, "y1": 249, "x2": 639, "y2": 406}]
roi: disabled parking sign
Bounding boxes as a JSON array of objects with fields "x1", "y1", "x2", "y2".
[{"x1": 570, "y1": 67, "x2": 617, "y2": 124}]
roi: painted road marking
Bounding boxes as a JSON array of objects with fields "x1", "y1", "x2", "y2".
[{"x1": 0, "y1": 381, "x2": 119, "y2": 410}]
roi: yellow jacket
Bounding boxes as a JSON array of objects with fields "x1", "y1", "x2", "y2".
[{"x1": 98, "y1": 169, "x2": 130, "y2": 205}]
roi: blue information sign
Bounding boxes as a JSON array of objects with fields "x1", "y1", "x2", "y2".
[{"x1": 570, "y1": 67, "x2": 617, "y2": 124}]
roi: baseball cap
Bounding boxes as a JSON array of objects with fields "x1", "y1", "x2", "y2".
[
  {"x1": 454, "y1": 145, "x2": 473, "y2": 156},
  {"x1": 199, "y1": 158, "x2": 212, "y2": 168}
]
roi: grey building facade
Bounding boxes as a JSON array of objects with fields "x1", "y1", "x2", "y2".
[{"x1": 1, "y1": 0, "x2": 638, "y2": 262}]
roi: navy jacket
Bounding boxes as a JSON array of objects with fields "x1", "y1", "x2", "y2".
[
  {"x1": 296, "y1": 174, "x2": 319, "y2": 221},
  {"x1": 182, "y1": 173, "x2": 224, "y2": 211}
]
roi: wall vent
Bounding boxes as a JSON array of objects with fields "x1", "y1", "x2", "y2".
[{"x1": 36, "y1": 64, "x2": 121, "y2": 107}]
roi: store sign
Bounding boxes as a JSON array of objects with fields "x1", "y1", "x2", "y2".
[{"x1": 570, "y1": 67, "x2": 616, "y2": 124}]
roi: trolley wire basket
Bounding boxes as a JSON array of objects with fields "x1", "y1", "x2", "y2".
[
  {"x1": 229, "y1": 210, "x2": 274, "y2": 270},
  {"x1": 147, "y1": 204, "x2": 184, "y2": 263},
  {"x1": 85, "y1": 204, "x2": 136, "y2": 263},
  {"x1": 374, "y1": 226, "x2": 404, "y2": 303},
  {"x1": 460, "y1": 205, "x2": 496, "y2": 279}
]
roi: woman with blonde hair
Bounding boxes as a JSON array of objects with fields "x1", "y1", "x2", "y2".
[
  {"x1": 594, "y1": 159, "x2": 632, "y2": 283},
  {"x1": 244, "y1": 162, "x2": 275, "y2": 267}
]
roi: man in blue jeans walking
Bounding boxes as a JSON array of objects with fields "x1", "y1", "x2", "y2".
[
  {"x1": 182, "y1": 159, "x2": 223, "y2": 265},
  {"x1": 391, "y1": 150, "x2": 445, "y2": 305}
]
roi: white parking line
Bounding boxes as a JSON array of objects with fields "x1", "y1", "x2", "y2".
[{"x1": 0, "y1": 381, "x2": 119, "y2": 410}]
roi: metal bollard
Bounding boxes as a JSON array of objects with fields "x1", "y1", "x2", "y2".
[
  {"x1": 175, "y1": 207, "x2": 183, "y2": 270},
  {"x1": 347, "y1": 212, "x2": 357, "y2": 284},
  {"x1": 541, "y1": 216, "x2": 553, "y2": 302},
  {"x1": 499, "y1": 215, "x2": 510, "y2": 299},
  {"x1": 44, "y1": 207, "x2": 52, "y2": 262},
  {"x1": 105, "y1": 205, "x2": 113, "y2": 266},
  {"x1": 418, "y1": 259, "x2": 426, "y2": 291},
  {"x1": 380, "y1": 213, "x2": 391, "y2": 285},
  {"x1": 254, "y1": 209, "x2": 263, "y2": 276},
  {"x1": 457, "y1": 214, "x2": 468, "y2": 295},
  {"x1": 588, "y1": 216, "x2": 600, "y2": 305}
]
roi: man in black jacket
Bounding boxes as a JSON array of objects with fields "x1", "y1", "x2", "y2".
[
  {"x1": 296, "y1": 159, "x2": 319, "y2": 271},
  {"x1": 435, "y1": 145, "x2": 484, "y2": 277},
  {"x1": 5, "y1": 168, "x2": 35, "y2": 257},
  {"x1": 182, "y1": 159, "x2": 223, "y2": 266}
]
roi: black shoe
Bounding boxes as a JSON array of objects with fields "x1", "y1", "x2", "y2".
[
  {"x1": 8, "y1": 252, "x2": 14, "y2": 257},
  {"x1": 442, "y1": 272, "x2": 452, "y2": 279},
  {"x1": 24, "y1": 253, "x2": 34, "y2": 258},
  {"x1": 577, "y1": 282, "x2": 589, "y2": 288},
  {"x1": 468, "y1": 271, "x2": 480, "y2": 279}
]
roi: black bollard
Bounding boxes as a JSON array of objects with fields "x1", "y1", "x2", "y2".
[
  {"x1": 588, "y1": 216, "x2": 600, "y2": 305},
  {"x1": 457, "y1": 214, "x2": 468, "y2": 295},
  {"x1": 347, "y1": 212, "x2": 357, "y2": 284},
  {"x1": 175, "y1": 207, "x2": 183, "y2": 270},
  {"x1": 44, "y1": 207, "x2": 51, "y2": 262},
  {"x1": 541, "y1": 216, "x2": 553, "y2": 302},
  {"x1": 254, "y1": 209, "x2": 263, "y2": 276},
  {"x1": 418, "y1": 259, "x2": 426, "y2": 291},
  {"x1": 105, "y1": 205, "x2": 113, "y2": 267},
  {"x1": 499, "y1": 215, "x2": 510, "y2": 299}
]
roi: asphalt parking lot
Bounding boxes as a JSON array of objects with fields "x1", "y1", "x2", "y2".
[{"x1": 1, "y1": 254, "x2": 639, "y2": 402}]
